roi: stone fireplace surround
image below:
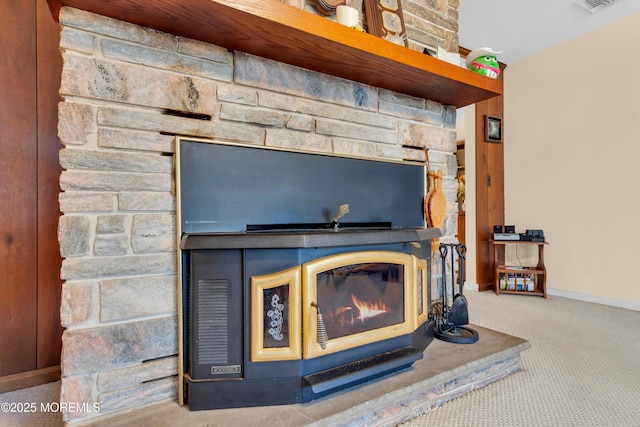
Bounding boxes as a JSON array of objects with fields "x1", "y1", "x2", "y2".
[{"x1": 55, "y1": 4, "x2": 461, "y2": 424}]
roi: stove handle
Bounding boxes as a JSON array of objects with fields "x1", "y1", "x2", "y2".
[
  {"x1": 331, "y1": 204, "x2": 350, "y2": 229},
  {"x1": 310, "y1": 302, "x2": 328, "y2": 350}
]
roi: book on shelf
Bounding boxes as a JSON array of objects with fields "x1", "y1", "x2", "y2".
[{"x1": 499, "y1": 272, "x2": 535, "y2": 291}]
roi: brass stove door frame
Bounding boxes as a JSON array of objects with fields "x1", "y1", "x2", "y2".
[
  {"x1": 302, "y1": 250, "x2": 418, "y2": 360},
  {"x1": 415, "y1": 257, "x2": 428, "y2": 326}
]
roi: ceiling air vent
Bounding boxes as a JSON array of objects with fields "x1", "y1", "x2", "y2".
[{"x1": 575, "y1": 0, "x2": 617, "y2": 13}]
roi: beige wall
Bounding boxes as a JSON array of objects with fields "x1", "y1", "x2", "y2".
[
  {"x1": 457, "y1": 106, "x2": 478, "y2": 290},
  {"x1": 502, "y1": 12, "x2": 640, "y2": 308}
]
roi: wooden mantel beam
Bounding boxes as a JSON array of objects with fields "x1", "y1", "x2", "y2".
[{"x1": 46, "y1": 0, "x2": 502, "y2": 108}]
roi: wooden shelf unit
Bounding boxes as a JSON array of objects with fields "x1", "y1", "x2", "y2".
[
  {"x1": 490, "y1": 240, "x2": 549, "y2": 298},
  {"x1": 46, "y1": 0, "x2": 502, "y2": 108}
]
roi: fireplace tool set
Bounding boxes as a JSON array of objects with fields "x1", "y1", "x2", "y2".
[{"x1": 434, "y1": 243, "x2": 479, "y2": 344}]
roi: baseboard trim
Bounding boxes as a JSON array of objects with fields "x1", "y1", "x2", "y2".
[
  {"x1": 463, "y1": 284, "x2": 639, "y2": 311},
  {"x1": 464, "y1": 281, "x2": 479, "y2": 292},
  {"x1": 547, "y1": 288, "x2": 640, "y2": 312},
  {"x1": 0, "y1": 366, "x2": 61, "y2": 394}
]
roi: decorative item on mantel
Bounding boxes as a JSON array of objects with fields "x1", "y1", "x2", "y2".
[
  {"x1": 364, "y1": 0, "x2": 408, "y2": 46},
  {"x1": 465, "y1": 47, "x2": 502, "y2": 79},
  {"x1": 336, "y1": 5, "x2": 365, "y2": 31},
  {"x1": 282, "y1": 0, "x2": 307, "y2": 9},
  {"x1": 437, "y1": 46, "x2": 462, "y2": 67},
  {"x1": 309, "y1": 0, "x2": 346, "y2": 15}
]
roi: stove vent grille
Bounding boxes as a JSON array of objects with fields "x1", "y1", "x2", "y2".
[
  {"x1": 195, "y1": 279, "x2": 229, "y2": 364},
  {"x1": 575, "y1": 0, "x2": 617, "y2": 12}
]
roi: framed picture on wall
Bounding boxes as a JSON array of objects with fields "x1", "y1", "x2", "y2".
[{"x1": 485, "y1": 115, "x2": 502, "y2": 143}]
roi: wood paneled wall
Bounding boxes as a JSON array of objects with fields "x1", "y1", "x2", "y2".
[
  {"x1": 475, "y1": 95, "x2": 505, "y2": 291},
  {"x1": 0, "y1": 0, "x2": 63, "y2": 390}
]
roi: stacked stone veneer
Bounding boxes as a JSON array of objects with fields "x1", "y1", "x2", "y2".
[
  {"x1": 56, "y1": 4, "x2": 459, "y2": 424},
  {"x1": 316, "y1": 0, "x2": 460, "y2": 53},
  {"x1": 402, "y1": 0, "x2": 460, "y2": 53}
]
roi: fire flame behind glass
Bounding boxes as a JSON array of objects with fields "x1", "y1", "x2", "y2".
[{"x1": 317, "y1": 263, "x2": 405, "y2": 340}]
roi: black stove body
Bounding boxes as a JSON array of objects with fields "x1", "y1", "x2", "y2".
[{"x1": 177, "y1": 140, "x2": 440, "y2": 410}]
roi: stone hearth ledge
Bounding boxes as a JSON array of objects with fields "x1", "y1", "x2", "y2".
[{"x1": 72, "y1": 325, "x2": 529, "y2": 427}]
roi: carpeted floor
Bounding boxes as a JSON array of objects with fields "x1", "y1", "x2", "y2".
[
  {"x1": 0, "y1": 380, "x2": 62, "y2": 426},
  {"x1": 1, "y1": 291, "x2": 638, "y2": 427},
  {"x1": 401, "y1": 291, "x2": 640, "y2": 427}
]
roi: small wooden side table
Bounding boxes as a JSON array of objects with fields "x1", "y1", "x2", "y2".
[{"x1": 490, "y1": 240, "x2": 549, "y2": 298}]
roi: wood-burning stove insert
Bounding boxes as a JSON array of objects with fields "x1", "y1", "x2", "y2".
[{"x1": 176, "y1": 138, "x2": 441, "y2": 410}]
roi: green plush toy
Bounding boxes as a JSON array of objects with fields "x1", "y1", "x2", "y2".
[{"x1": 465, "y1": 47, "x2": 502, "y2": 79}]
